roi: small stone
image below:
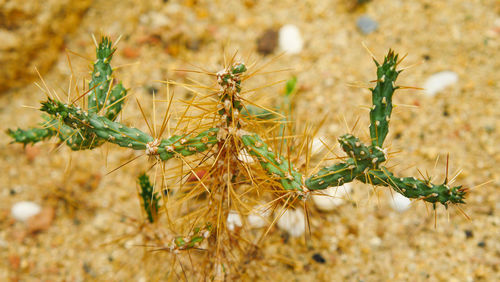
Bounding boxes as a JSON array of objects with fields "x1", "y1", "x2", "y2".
[
  {"x1": 311, "y1": 137, "x2": 325, "y2": 155},
  {"x1": 27, "y1": 207, "x2": 55, "y2": 234},
  {"x1": 356, "y1": 15, "x2": 378, "y2": 34},
  {"x1": 257, "y1": 29, "x2": 278, "y2": 55},
  {"x1": 388, "y1": 192, "x2": 412, "y2": 213},
  {"x1": 464, "y1": 230, "x2": 473, "y2": 239},
  {"x1": 237, "y1": 149, "x2": 255, "y2": 164},
  {"x1": 24, "y1": 144, "x2": 40, "y2": 161},
  {"x1": 8, "y1": 254, "x2": 21, "y2": 271},
  {"x1": 312, "y1": 253, "x2": 326, "y2": 264},
  {"x1": 0, "y1": 29, "x2": 20, "y2": 50},
  {"x1": 146, "y1": 86, "x2": 159, "y2": 95},
  {"x1": 370, "y1": 236, "x2": 382, "y2": 247},
  {"x1": 11, "y1": 201, "x2": 41, "y2": 221},
  {"x1": 187, "y1": 169, "x2": 207, "y2": 182},
  {"x1": 122, "y1": 46, "x2": 140, "y2": 59},
  {"x1": 279, "y1": 24, "x2": 303, "y2": 54},
  {"x1": 312, "y1": 183, "x2": 352, "y2": 212},
  {"x1": 477, "y1": 241, "x2": 486, "y2": 248},
  {"x1": 227, "y1": 211, "x2": 242, "y2": 231},
  {"x1": 423, "y1": 71, "x2": 458, "y2": 97},
  {"x1": 247, "y1": 204, "x2": 270, "y2": 228},
  {"x1": 277, "y1": 208, "x2": 305, "y2": 237}
]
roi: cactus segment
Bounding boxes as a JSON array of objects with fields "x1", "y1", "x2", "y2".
[
  {"x1": 241, "y1": 134, "x2": 303, "y2": 191},
  {"x1": 156, "y1": 128, "x2": 219, "y2": 161},
  {"x1": 41, "y1": 98, "x2": 151, "y2": 150},
  {"x1": 369, "y1": 50, "x2": 401, "y2": 147},
  {"x1": 357, "y1": 167, "x2": 467, "y2": 206},
  {"x1": 7, "y1": 117, "x2": 59, "y2": 145},
  {"x1": 138, "y1": 173, "x2": 160, "y2": 223},
  {"x1": 88, "y1": 37, "x2": 116, "y2": 113},
  {"x1": 41, "y1": 98, "x2": 219, "y2": 159},
  {"x1": 8, "y1": 36, "x2": 127, "y2": 151}
]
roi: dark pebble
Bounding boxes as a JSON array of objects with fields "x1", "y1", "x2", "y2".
[
  {"x1": 464, "y1": 230, "x2": 473, "y2": 239},
  {"x1": 146, "y1": 86, "x2": 159, "y2": 95},
  {"x1": 257, "y1": 29, "x2": 278, "y2": 55},
  {"x1": 477, "y1": 241, "x2": 486, "y2": 248},
  {"x1": 312, "y1": 253, "x2": 326, "y2": 264}
]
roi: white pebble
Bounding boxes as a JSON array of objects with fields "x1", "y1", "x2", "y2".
[
  {"x1": 227, "y1": 211, "x2": 242, "y2": 231},
  {"x1": 423, "y1": 71, "x2": 458, "y2": 97},
  {"x1": 11, "y1": 201, "x2": 41, "y2": 221},
  {"x1": 247, "y1": 204, "x2": 270, "y2": 228},
  {"x1": 370, "y1": 236, "x2": 382, "y2": 247},
  {"x1": 279, "y1": 24, "x2": 303, "y2": 54},
  {"x1": 277, "y1": 208, "x2": 305, "y2": 237},
  {"x1": 237, "y1": 149, "x2": 255, "y2": 164},
  {"x1": 311, "y1": 137, "x2": 325, "y2": 155},
  {"x1": 389, "y1": 192, "x2": 412, "y2": 213},
  {"x1": 312, "y1": 183, "x2": 352, "y2": 212}
]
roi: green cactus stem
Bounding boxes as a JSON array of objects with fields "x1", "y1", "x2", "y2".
[
  {"x1": 7, "y1": 117, "x2": 59, "y2": 145},
  {"x1": 40, "y1": 98, "x2": 219, "y2": 161},
  {"x1": 241, "y1": 134, "x2": 304, "y2": 191},
  {"x1": 357, "y1": 167, "x2": 467, "y2": 207},
  {"x1": 369, "y1": 49, "x2": 400, "y2": 148},
  {"x1": 304, "y1": 50, "x2": 467, "y2": 207},
  {"x1": 138, "y1": 173, "x2": 161, "y2": 223},
  {"x1": 8, "y1": 36, "x2": 127, "y2": 151}
]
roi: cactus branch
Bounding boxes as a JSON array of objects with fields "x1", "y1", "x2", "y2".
[
  {"x1": 40, "y1": 98, "x2": 219, "y2": 160},
  {"x1": 242, "y1": 134, "x2": 304, "y2": 191},
  {"x1": 138, "y1": 173, "x2": 161, "y2": 223},
  {"x1": 369, "y1": 49, "x2": 400, "y2": 148}
]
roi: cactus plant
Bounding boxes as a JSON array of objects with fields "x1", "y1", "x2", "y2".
[{"x1": 7, "y1": 37, "x2": 468, "y2": 279}]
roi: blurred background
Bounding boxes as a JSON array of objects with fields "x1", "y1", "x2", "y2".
[{"x1": 1, "y1": 0, "x2": 499, "y2": 280}]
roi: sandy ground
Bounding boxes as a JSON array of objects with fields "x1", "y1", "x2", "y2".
[{"x1": 1, "y1": 0, "x2": 499, "y2": 281}]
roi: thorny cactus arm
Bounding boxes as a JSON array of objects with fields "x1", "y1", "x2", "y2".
[
  {"x1": 7, "y1": 116, "x2": 59, "y2": 145},
  {"x1": 369, "y1": 49, "x2": 399, "y2": 148},
  {"x1": 88, "y1": 37, "x2": 127, "y2": 119},
  {"x1": 40, "y1": 98, "x2": 219, "y2": 161},
  {"x1": 304, "y1": 50, "x2": 467, "y2": 207},
  {"x1": 138, "y1": 173, "x2": 160, "y2": 223},
  {"x1": 356, "y1": 168, "x2": 467, "y2": 207},
  {"x1": 7, "y1": 36, "x2": 126, "y2": 150},
  {"x1": 241, "y1": 134, "x2": 304, "y2": 191}
]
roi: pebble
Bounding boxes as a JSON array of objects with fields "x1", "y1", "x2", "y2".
[
  {"x1": 122, "y1": 46, "x2": 140, "y2": 59},
  {"x1": 356, "y1": 15, "x2": 378, "y2": 34},
  {"x1": 369, "y1": 236, "x2": 382, "y2": 247},
  {"x1": 227, "y1": 211, "x2": 242, "y2": 231},
  {"x1": 464, "y1": 229, "x2": 474, "y2": 239},
  {"x1": 277, "y1": 208, "x2": 305, "y2": 237},
  {"x1": 279, "y1": 24, "x2": 303, "y2": 54},
  {"x1": 27, "y1": 207, "x2": 55, "y2": 234},
  {"x1": 247, "y1": 204, "x2": 270, "y2": 228},
  {"x1": 11, "y1": 201, "x2": 41, "y2": 221},
  {"x1": 257, "y1": 29, "x2": 278, "y2": 55},
  {"x1": 312, "y1": 183, "x2": 353, "y2": 212},
  {"x1": 423, "y1": 71, "x2": 458, "y2": 97},
  {"x1": 237, "y1": 149, "x2": 255, "y2": 164},
  {"x1": 312, "y1": 253, "x2": 326, "y2": 263},
  {"x1": 311, "y1": 137, "x2": 325, "y2": 155},
  {"x1": 388, "y1": 192, "x2": 412, "y2": 213},
  {"x1": 0, "y1": 29, "x2": 20, "y2": 50}
]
